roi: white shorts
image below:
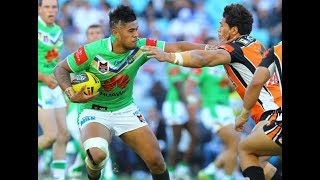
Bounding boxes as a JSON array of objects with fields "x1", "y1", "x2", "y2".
[
  {"x1": 78, "y1": 103, "x2": 148, "y2": 136},
  {"x1": 162, "y1": 101, "x2": 188, "y2": 125},
  {"x1": 200, "y1": 105, "x2": 235, "y2": 133},
  {"x1": 66, "y1": 104, "x2": 81, "y2": 140},
  {"x1": 38, "y1": 85, "x2": 67, "y2": 109}
]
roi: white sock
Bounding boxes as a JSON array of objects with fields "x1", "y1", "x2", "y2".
[{"x1": 51, "y1": 160, "x2": 66, "y2": 180}]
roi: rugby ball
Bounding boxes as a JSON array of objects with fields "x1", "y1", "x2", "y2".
[{"x1": 71, "y1": 72, "x2": 101, "y2": 95}]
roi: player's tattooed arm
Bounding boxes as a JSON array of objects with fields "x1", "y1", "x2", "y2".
[{"x1": 54, "y1": 59, "x2": 73, "y2": 93}]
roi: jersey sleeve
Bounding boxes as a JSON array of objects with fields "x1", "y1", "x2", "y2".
[
  {"x1": 137, "y1": 38, "x2": 165, "y2": 50},
  {"x1": 217, "y1": 42, "x2": 242, "y2": 63},
  {"x1": 67, "y1": 45, "x2": 92, "y2": 73},
  {"x1": 259, "y1": 47, "x2": 276, "y2": 76}
]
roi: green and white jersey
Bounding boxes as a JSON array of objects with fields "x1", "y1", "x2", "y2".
[
  {"x1": 38, "y1": 16, "x2": 63, "y2": 85},
  {"x1": 165, "y1": 64, "x2": 188, "y2": 103},
  {"x1": 67, "y1": 35, "x2": 165, "y2": 112},
  {"x1": 189, "y1": 66, "x2": 230, "y2": 117}
]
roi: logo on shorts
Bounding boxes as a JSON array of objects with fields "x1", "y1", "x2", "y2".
[
  {"x1": 80, "y1": 116, "x2": 95, "y2": 126},
  {"x1": 133, "y1": 110, "x2": 145, "y2": 123},
  {"x1": 137, "y1": 114, "x2": 145, "y2": 123}
]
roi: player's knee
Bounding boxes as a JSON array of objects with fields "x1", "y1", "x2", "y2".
[
  {"x1": 145, "y1": 153, "x2": 166, "y2": 172},
  {"x1": 83, "y1": 137, "x2": 109, "y2": 170},
  {"x1": 238, "y1": 138, "x2": 252, "y2": 156},
  {"x1": 43, "y1": 134, "x2": 56, "y2": 145},
  {"x1": 56, "y1": 130, "x2": 70, "y2": 144}
]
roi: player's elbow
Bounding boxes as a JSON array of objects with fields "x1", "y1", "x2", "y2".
[{"x1": 250, "y1": 78, "x2": 265, "y2": 88}]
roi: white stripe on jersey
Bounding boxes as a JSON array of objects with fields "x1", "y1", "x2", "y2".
[{"x1": 231, "y1": 62, "x2": 279, "y2": 112}]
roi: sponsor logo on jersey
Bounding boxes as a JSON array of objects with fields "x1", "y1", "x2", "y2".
[
  {"x1": 100, "y1": 89, "x2": 127, "y2": 97},
  {"x1": 102, "y1": 73, "x2": 130, "y2": 92},
  {"x1": 74, "y1": 46, "x2": 88, "y2": 65}
]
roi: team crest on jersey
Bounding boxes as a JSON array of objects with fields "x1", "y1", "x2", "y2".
[
  {"x1": 92, "y1": 48, "x2": 142, "y2": 74},
  {"x1": 44, "y1": 36, "x2": 48, "y2": 43},
  {"x1": 98, "y1": 61, "x2": 109, "y2": 73},
  {"x1": 126, "y1": 55, "x2": 135, "y2": 64}
]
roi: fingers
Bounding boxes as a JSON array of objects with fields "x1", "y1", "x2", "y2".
[
  {"x1": 147, "y1": 55, "x2": 156, "y2": 59},
  {"x1": 79, "y1": 84, "x2": 87, "y2": 93},
  {"x1": 141, "y1": 46, "x2": 156, "y2": 55},
  {"x1": 86, "y1": 92, "x2": 99, "y2": 102}
]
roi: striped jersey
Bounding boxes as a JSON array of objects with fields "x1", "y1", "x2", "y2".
[
  {"x1": 218, "y1": 35, "x2": 282, "y2": 124},
  {"x1": 259, "y1": 41, "x2": 282, "y2": 93}
]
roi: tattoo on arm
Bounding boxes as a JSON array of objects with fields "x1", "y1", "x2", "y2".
[
  {"x1": 54, "y1": 65, "x2": 72, "y2": 91},
  {"x1": 205, "y1": 44, "x2": 217, "y2": 50}
]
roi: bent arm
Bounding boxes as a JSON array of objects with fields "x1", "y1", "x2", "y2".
[
  {"x1": 53, "y1": 59, "x2": 73, "y2": 91},
  {"x1": 243, "y1": 67, "x2": 270, "y2": 110}
]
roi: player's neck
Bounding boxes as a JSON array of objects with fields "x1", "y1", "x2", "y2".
[{"x1": 111, "y1": 40, "x2": 128, "y2": 54}]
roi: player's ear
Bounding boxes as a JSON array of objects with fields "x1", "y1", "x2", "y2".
[
  {"x1": 231, "y1": 26, "x2": 238, "y2": 35},
  {"x1": 111, "y1": 29, "x2": 118, "y2": 39}
]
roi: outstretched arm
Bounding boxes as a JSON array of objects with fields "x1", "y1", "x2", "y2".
[
  {"x1": 142, "y1": 46, "x2": 231, "y2": 68},
  {"x1": 164, "y1": 41, "x2": 206, "y2": 52}
]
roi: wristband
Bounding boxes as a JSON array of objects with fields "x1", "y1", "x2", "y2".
[{"x1": 174, "y1": 53, "x2": 184, "y2": 65}]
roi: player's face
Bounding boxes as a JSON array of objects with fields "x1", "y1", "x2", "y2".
[
  {"x1": 117, "y1": 21, "x2": 139, "y2": 50},
  {"x1": 86, "y1": 27, "x2": 104, "y2": 43},
  {"x1": 38, "y1": 0, "x2": 58, "y2": 26},
  {"x1": 218, "y1": 18, "x2": 232, "y2": 42}
]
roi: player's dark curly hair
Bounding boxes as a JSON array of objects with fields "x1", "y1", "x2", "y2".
[
  {"x1": 109, "y1": 5, "x2": 137, "y2": 28},
  {"x1": 223, "y1": 4, "x2": 253, "y2": 35}
]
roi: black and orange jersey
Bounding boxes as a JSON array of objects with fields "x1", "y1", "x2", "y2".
[
  {"x1": 218, "y1": 35, "x2": 282, "y2": 124},
  {"x1": 259, "y1": 41, "x2": 282, "y2": 93}
]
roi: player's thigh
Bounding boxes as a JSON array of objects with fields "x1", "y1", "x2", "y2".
[
  {"x1": 54, "y1": 107, "x2": 68, "y2": 133},
  {"x1": 240, "y1": 126, "x2": 281, "y2": 156},
  {"x1": 120, "y1": 125, "x2": 163, "y2": 162},
  {"x1": 80, "y1": 122, "x2": 112, "y2": 144},
  {"x1": 38, "y1": 109, "x2": 58, "y2": 136}
]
